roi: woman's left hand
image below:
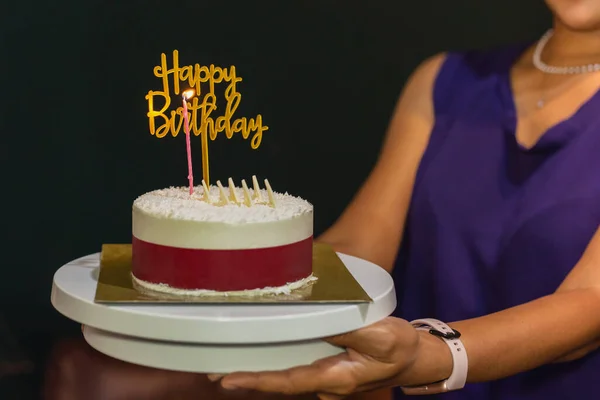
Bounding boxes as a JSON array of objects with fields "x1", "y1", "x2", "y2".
[{"x1": 211, "y1": 318, "x2": 424, "y2": 400}]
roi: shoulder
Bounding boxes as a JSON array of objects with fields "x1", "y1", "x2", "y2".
[
  {"x1": 394, "y1": 52, "x2": 447, "y2": 123},
  {"x1": 400, "y1": 43, "x2": 526, "y2": 101},
  {"x1": 446, "y1": 43, "x2": 532, "y2": 77},
  {"x1": 406, "y1": 44, "x2": 524, "y2": 87},
  {"x1": 409, "y1": 44, "x2": 531, "y2": 116},
  {"x1": 392, "y1": 43, "x2": 532, "y2": 125},
  {"x1": 401, "y1": 52, "x2": 447, "y2": 102}
]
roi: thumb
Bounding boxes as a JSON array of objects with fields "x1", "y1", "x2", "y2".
[
  {"x1": 322, "y1": 332, "x2": 354, "y2": 349},
  {"x1": 324, "y1": 318, "x2": 410, "y2": 354},
  {"x1": 322, "y1": 326, "x2": 380, "y2": 354}
]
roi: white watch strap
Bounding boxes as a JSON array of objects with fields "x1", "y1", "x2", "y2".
[{"x1": 401, "y1": 318, "x2": 468, "y2": 395}]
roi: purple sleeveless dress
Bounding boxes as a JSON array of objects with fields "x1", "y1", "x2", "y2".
[{"x1": 392, "y1": 45, "x2": 600, "y2": 399}]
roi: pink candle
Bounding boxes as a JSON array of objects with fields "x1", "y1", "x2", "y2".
[{"x1": 182, "y1": 90, "x2": 195, "y2": 195}]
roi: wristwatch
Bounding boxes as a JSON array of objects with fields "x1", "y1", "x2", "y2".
[{"x1": 400, "y1": 318, "x2": 468, "y2": 395}]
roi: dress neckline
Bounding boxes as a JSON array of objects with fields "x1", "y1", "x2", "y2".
[{"x1": 497, "y1": 43, "x2": 600, "y2": 153}]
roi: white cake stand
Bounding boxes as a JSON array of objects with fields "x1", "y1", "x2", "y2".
[{"x1": 51, "y1": 252, "x2": 396, "y2": 373}]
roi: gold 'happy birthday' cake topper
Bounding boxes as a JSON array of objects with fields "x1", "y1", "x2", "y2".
[{"x1": 145, "y1": 50, "x2": 269, "y2": 189}]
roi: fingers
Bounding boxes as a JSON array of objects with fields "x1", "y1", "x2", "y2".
[
  {"x1": 218, "y1": 318, "x2": 415, "y2": 398},
  {"x1": 219, "y1": 353, "x2": 356, "y2": 395},
  {"x1": 218, "y1": 320, "x2": 413, "y2": 396},
  {"x1": 220, "y1": 368, "x2": 321, "y2": 393}
]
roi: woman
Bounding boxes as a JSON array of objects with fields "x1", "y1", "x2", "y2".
[{"x1": 211, "y1": 0, "x2": 600, "y2": 399}]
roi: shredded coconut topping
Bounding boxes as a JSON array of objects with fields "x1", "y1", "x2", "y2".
[{"x1": 133, "y1": 185, "x2": 313, "y2": 223}]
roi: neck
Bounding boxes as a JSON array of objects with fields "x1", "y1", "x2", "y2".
[{"x1": 544, "y1": 20, "x2": 600, "y2": 64}]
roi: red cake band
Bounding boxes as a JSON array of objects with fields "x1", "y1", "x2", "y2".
[{"x1": 131, "y1": 236, "x2": 314, "y2": 291}]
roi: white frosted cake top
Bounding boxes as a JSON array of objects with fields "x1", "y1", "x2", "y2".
[{"x1": 133, "y1": 185, "x2": 313, "y2": 223}]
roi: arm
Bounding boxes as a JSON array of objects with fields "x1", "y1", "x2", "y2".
[
  {"x1": 215, "y1": 226, "x2": 600, "y2": 397},
  {"x1": 211, "y1": 54, "x2": 600, "y2": 398},
  {"x1": 317, "y1": 53, "x2": 447, "y2": 272},
  {"x1": 396, "y1": 225, "x2": 600, "y2": 386}
]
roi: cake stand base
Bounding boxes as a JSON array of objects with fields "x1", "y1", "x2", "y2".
[
  {"x1": 83, "y1": 326, "x2": 346, "y2": 373},
  {"x1": 52, "y1": 252, "x2": 396, "y2": 373}
]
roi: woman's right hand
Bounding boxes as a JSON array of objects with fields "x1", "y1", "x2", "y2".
[{"x1": 44, "y1": 336, "x2": 388, "y2": 400}]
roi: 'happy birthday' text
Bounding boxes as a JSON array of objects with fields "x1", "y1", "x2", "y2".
[{"x1": 145, "y1": 50, "x2": 268, "y2": 149}]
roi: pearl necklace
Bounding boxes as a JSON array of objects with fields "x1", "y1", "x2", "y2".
[
  {"x1": 532, "y1": 29, "x2": 600, "y2": 108},
  {"x1": 533, "y1": 29, "x2": 600, "y2": 74}
]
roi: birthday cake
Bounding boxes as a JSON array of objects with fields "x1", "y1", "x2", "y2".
[{"x1": 131, "y1": 177, "x2": 316, "y2": 296}]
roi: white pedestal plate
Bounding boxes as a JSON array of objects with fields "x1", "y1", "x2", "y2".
[{"x1": 51, "y1": 252, "x2": 396, "y2": 373}]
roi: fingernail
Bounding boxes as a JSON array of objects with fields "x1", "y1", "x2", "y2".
[{"x1": 207, "y1": 374, "x2": 225, "y2": 382}]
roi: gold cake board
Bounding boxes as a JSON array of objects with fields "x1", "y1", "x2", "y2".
[{"x1": 94, "y1": 243, "x2": 372, "y2": 304}]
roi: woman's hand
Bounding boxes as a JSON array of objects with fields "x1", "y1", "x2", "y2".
[
  {"x1": 212, "y1": 318, "x2": 437, "y2": 400},
  {"x1": 44, "y1": 337, "x2": 317, "y2": 400}
]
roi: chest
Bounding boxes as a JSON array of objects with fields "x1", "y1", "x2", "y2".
[
  {"x1": 416, "y1": 108, "x2": 600, "y2": 231},
  {"x1": 511, "y1": 70, "x2": 600, "y2": 149},
  {"x1": 409, "y1": 108, "x2": 600, "y2": 305}
]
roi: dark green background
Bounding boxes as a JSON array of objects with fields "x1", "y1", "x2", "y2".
[{"x1": 2, "y1": 0, "x2": 550, "y2": 397}]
